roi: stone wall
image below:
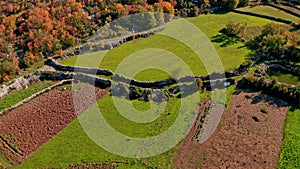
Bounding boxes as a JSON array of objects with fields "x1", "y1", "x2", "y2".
[
  {"x1": 233, "y1": 9, "x2": 296, "y2": 26},
  {"x1": 45, "y1": 59, "x2": 113, "y2": 76},
  {"x1": 0, "y1": 73, "x2": 40, "y2": 98}
]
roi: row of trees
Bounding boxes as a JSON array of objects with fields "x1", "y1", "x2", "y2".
[{"x1": 242, "y1": 75, "x2": 300, "y2": 107}]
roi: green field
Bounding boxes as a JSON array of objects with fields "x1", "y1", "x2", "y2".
[
  {"x1": 278, "y1": 108, "x2": 300, "y2": 169},
  {"x1": 0, "y1": 81, "x2": 55, "y2": 112},
  {"x1": 61, "y1": 12, "x2": 276, "y2": 81},
  {"x1": 236, "y1": 5, "x2": 300, "y2": 23},
  {"x1": 16, "y1": 94, "x2": 201, "y2": 169}
]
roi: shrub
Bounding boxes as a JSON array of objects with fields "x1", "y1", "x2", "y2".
[
  {"x1": 228, "y1": 0, "x2": 240, "y2": 9},
  {"x1": 260, "y1": 107, "x2": 268, "y2": 114},
  {"x1": 224, "y1": 21, "x2": 247, "y2": 39}
]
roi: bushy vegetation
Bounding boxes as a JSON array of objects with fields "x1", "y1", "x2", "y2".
[
  {"x1": 224, "y1": 21, "x2": 300, "y2": 63},
  {"x1": 240, "y1": 75, "x2": 300, "y2": 106},
  {"x1": 248, "y1": 23, "x2": 300, "y2": 62}
]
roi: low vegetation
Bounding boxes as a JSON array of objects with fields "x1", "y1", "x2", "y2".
[
  {"x1": 0, "y1": 81, "x2": 54, "y2": 112},
  {"x1": 278, "y1": 108, "x2": 300, "y2": 169},
  {"x1": 236, "y1": 5, "x2": 300, "y2": 23}
]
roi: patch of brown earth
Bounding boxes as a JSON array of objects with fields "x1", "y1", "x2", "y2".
[
  {"x1": 173, "y1": 90, "x2": 288, "y2": 169},
  {"x1": 0, "y1": 84, "x2": 107, "y2": 164}
]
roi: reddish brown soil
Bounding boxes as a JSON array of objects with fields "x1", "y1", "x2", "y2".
[
  {"x1": 173, "y1": 90, "x2": 288, "y2": 169},
  {"x1": 0, "y1": 84, "x2": 107, "y2": 164}
]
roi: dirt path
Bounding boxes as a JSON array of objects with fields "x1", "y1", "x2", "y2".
[{"x1": 173, "y1": 90, "x2": 288, "y2": 169}]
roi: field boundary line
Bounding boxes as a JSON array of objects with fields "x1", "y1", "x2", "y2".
[{"x1": 0, "y1": 80, "x2": 72, "y2": 115}]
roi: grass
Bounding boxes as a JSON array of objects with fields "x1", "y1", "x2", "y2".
[
  {"x1": 267, "y1": 70, "x2": 300, "y2": 86},
  {"x1": 16, "y1": 93, "x2": 200, "y2": 168},
  {"x1": 278, "y1": 107, "x2": 300, "y2": 169},
  {"x1": 236, "y1": 5, "x2": 300, "y2": 23},
  {"x1": 0, "y1": 153, "x2": 12, "y2": 169},
  {"x1": 0, "y1": 81, "x2": 55, "y2": 112},
  {"x1": 61, "y1": 12, "x2": 276, "y2": 81}
]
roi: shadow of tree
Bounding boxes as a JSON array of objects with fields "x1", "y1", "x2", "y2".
[
  {"x1": 233, "y1": 89, "x2": 289, "y2": 108},
  {"x1": 251, "y1": 93, "x2": 289, "y2": 107},
  {"x1": 211, "y1": 34, "x2": 238, "y2": 47},
  {"x1": 245, "y1": 51, "x2": 257, "y2": 60}
]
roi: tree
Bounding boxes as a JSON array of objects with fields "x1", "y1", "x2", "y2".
[
  {"x1": 224, "y1": 21, "x2": 247, "y2": 38},
  {"x1": 238, "y1": 0, "x2": 251, "y2": 7},
  {"x1": 227, "y1": 0, "x2": 239, "y2": 9}
]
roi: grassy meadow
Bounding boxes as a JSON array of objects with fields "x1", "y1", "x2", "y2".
[
  {"x1": 236, "y1": 5, "x2": 300, "y2": 23},
  {"x1": 278, "y1": 108, "x2": 300, "y2": 169},
  {"x1": 61, "y1": 12, "x2": 276, "y2": 81},
  {"x1": 267, "y1": 70, "x2": 300, "y2": 86}
]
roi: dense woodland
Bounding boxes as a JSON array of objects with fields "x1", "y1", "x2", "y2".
[{"x1": 0, "y1": 0, "x2": 298, "y2": 83}]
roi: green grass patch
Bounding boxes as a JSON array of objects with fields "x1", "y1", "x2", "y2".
[
  {"x1": 236, "y1": 5, "x2": 300, "y2": 23},
  {"x1": 0, "y1": 81, "x2": 55, "y2": 112},
  {"x1": 278, "y1": 107, "x2": 300, "y2": 169},
  {"x1": 0, "y1": 153, "x2": 12, "y2": 169},
  {"x1": 267, "y1": 70, "x2": 300, "y2": 86},
  {"x1": 133, "y1": 68, "x2": 172, "y2": 81},
  {"x1": 98, "y1": 95, "x2": 180, "y2": 138}
]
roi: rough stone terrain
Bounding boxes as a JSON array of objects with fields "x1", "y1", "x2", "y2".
[
  {"x1": 173, "y1": 90, "x2": 288, "y2": 169},
  {"x1": 0, "y1": 84, "x2": 107, "y2": 164}
]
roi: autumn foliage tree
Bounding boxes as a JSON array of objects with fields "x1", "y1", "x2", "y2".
[{"x1": 248, "y1": 23, "x2": 300, "y2": 61}]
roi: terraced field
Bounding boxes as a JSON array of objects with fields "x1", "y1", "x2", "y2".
[{"x1": 236, "y1": 5, "x2": 300, "y2": 23}]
